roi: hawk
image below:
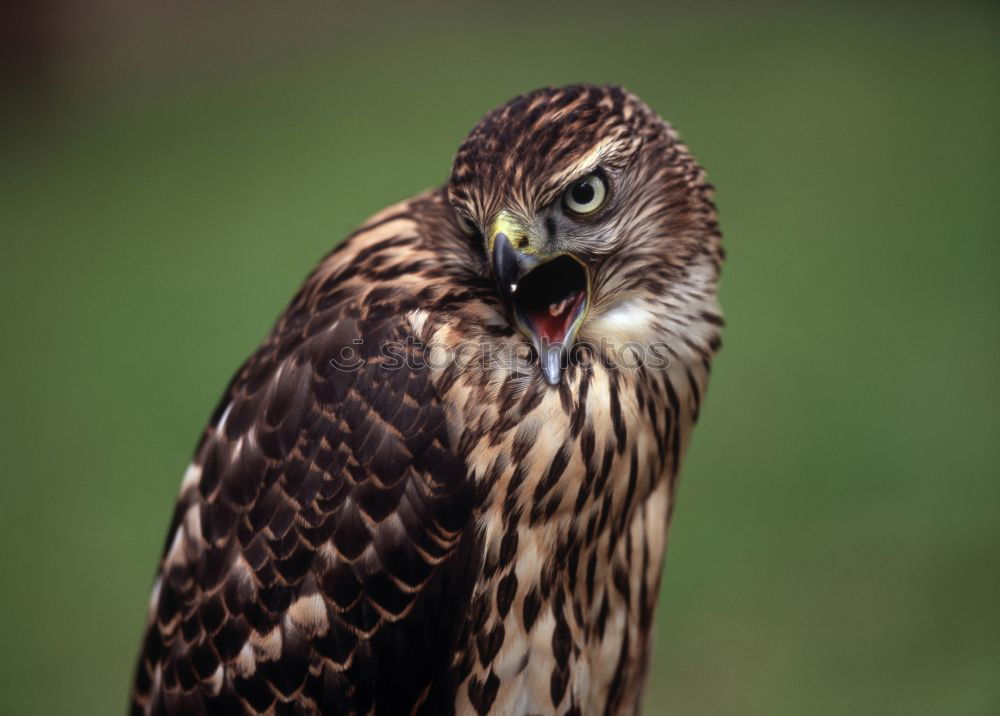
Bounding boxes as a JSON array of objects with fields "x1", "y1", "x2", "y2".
[{"x1": 131, "y1": 84, "x2": 723, "y2": 715}]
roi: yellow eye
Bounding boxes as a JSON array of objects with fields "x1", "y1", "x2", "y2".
[
  {"x1": 563, "y1": 173, "x2": 607, "y2": 215},
  {"x1": 457, "y1": 213, "x2": 479, "y2": 236}
]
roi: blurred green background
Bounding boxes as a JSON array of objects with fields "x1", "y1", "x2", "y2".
[{"x1": 1, "y1": 1, "x2": 998, "y2": 713}]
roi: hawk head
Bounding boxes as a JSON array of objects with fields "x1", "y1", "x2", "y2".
[{"x1": 447, "y1": 84, "x2": 721, "y2": 384}]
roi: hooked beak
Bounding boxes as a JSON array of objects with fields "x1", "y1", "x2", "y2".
[{"x1": 489, "y1": 216, "x2": 590, "y2": 385}]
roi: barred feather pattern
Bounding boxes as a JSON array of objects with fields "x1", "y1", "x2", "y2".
[{"x1": 131, "y1": 84, "x2": 723, "y2": 715}]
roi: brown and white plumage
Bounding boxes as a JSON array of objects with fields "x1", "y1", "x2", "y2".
[{"x1": 131, "y1": 84, "x2": 723, "y2": 715}]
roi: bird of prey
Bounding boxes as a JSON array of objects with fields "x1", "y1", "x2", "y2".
[{"x1": 131, "y1": 84, "x2": 723, "y2": 715}]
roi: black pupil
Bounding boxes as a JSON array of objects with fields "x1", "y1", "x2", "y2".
[{"x1": 571, "y1": 180, "x2": 595, "y2": 205}]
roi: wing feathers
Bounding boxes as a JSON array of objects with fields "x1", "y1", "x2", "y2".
[{"x1": 132, "y1": 214, "x2": 479, "y2": 714}]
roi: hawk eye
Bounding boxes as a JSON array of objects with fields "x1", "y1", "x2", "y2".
[
  {"x1": 563, "y1": 173, "x2": 607, "y2": 215},
  {"x1": 457, "y1": 213, "x2": 479, "y2": 236}
]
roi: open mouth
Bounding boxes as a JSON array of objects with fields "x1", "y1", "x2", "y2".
[{"x1": 512, "y1": 255, "x2": 589, "y2": 346}]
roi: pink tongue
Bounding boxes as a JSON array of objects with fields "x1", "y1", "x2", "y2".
[{"x1": 526, "y1": 291, "x2": 584, "y2": 344}]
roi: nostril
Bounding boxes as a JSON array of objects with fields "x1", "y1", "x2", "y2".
[{"x1": 515, "y1": 236, "x2": 529, "y2": 249}]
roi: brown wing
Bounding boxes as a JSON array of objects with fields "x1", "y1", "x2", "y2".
[{"x1": 131, "y1": 247, "x2": 479, "y2": 714}]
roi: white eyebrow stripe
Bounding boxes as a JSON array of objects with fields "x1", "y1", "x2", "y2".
[{"x1": 553, "y1": 138, "x2": 616, "y2": 185}]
